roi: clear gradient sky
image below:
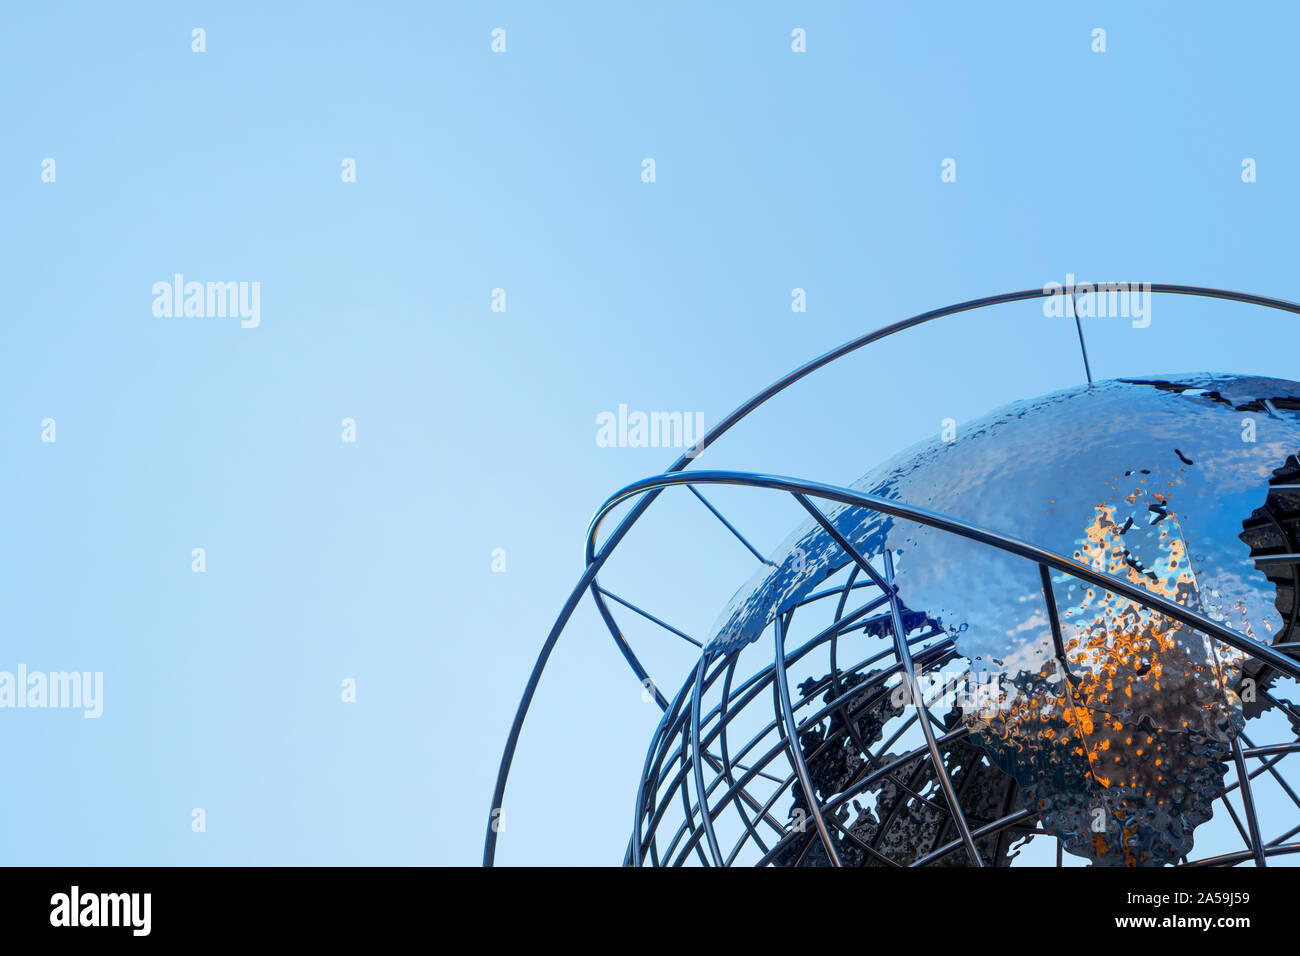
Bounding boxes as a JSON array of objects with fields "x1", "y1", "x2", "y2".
[{"x1": 5, "y1": 2, "x2": 1300, "y2": 865}]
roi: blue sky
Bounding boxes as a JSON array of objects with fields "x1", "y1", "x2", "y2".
[{"x1": 4, "y1": 2, "x2": 1300, "y2": 865}]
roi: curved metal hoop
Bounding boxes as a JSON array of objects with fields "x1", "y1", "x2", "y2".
[
  {"x1": 484, "y1": 284, "x2": 1300, "y2": 866},
  {"x1": 591, "y1": 471, "x2": 1300, "y2": 680}
]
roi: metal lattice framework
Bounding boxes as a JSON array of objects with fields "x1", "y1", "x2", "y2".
[{"x1": 484, "y1": 285, "x2": 1300, "y2": 867}]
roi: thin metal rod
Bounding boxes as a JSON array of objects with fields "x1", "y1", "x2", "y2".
[
  {"x1": 773, "y1": 613, "x2": 842, "y2": 866},
  {"x1": 1038, "y1": 564, "x2": 1070, "y2": 667},
  {"x1": 1232, "y1": 738, "x2": 1267, "y2": 867},
  {"x1": 1239, "y1": 732, "x2": 1300, "y2": 812},
  {"x1": 689, "y1": 652, "x2": 725, "y2": 865},
  {"x1": 1219, "y1": 784, "x2": 1254, "y2": 848},
  {"x1": 1241, "y1": 741, "x2": 1300, "y2": 759},
  {"x1": 687, "y1": 485, "x2": 775, "y2": 566},
  {"x1": 589, "y1": 586, "x2": 669, "y2": 709},
  {"x1": 1035, "y1": 563, "x2": 1104, "y2": 801},
  {"x1": 883, "y1": 548, "x2": 983, "y2": 866},
  {"x1": 629, "y1": 674, "x2": 694, "y2": 865},
  {"x1": 596, "y1": 586, "x2": 702, "y2": 648},
  {"x1": 716, "y1": 656, "x2": 777, "y2": 863},
  {"x1": 910, "y1": 808, "x2": 1036, "y2": 867},
  {"x1": 1254, "y1": 554, "x2": 1300, "y2": 566},
  {"x1": 787, "y1": 491, "x2": 982, "y2": 865},
  {"x1": 707, "y1": 754, "x2": 785, "y2": 786},
  {"x1": 1183, "y1": 843, "x2": 1300, "y2": 867},
  {"x1": 482, "y1": 559, "x2": 602, "y2": 866},
  {"x1": 1068, "y1": 288, "x2": 1094, "y2": 384},
  {"x1": 1268, "y1": 821, "x2": 1300, "y2": 847},
  {"x1": 677, "y1": 702, "x2": 712, "y2": 866}
]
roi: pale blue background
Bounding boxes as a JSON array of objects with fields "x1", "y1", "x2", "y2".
[{"x1": 4, "y1": 2, "x2": 1300, "y2": 865}]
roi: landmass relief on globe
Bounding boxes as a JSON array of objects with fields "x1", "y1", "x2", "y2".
[{"x1": 708, "y1": 374, "x2": 1300, "y2": 865}]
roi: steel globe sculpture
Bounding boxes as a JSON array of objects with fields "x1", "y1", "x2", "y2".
[{"x1": 485, "y1": 285, "x2": 1300, "y2": 867}]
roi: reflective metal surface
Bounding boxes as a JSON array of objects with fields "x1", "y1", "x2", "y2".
[{"x1": 709, "y1": 375, "x2": 1300, "y2": 863}]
